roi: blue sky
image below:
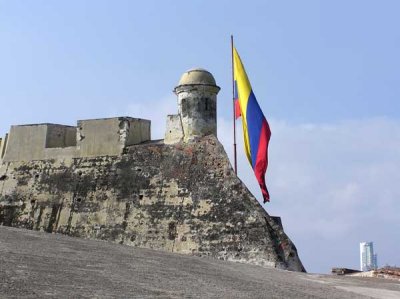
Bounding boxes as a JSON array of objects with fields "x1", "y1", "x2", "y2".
[{"x1": 1, "y1": 0, "x2": 399, "y2": 273}]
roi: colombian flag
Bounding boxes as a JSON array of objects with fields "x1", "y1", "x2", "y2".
[{"x1": 233, "y1": 47, "x2": 271, "y2": 202}]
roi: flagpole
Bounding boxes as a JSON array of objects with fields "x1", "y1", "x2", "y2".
[{"x1": 231, "y1": 35, "x2": 238, "y2": 175}]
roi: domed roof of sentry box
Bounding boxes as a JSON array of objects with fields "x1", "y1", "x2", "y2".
[{"x1": 177, "y1": 68, "x2": 217, "y2": 86}]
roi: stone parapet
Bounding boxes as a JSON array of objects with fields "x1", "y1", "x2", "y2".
[{"x1": 1, "y1": 117, "x2": 151, "y2": 162}]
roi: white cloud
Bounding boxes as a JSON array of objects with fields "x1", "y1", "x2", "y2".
[{"x1": 219, "y1": 116, "x2": 400, "y2": 273}]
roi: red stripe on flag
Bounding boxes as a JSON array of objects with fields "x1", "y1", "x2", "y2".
[
  {"x1": 253, "y1": 119, "x2": 271, "y2": 202},
  {"x1": 234, "y1": 99, "x2": 241, "y2": 119}
]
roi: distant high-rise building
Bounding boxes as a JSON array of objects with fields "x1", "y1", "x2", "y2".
[
  {"x1": 373, "y1": 253, "x2": 378, "y2": 270},
  {"x1": 360, "y1": 242, "x2": 378, "y2": 271}
]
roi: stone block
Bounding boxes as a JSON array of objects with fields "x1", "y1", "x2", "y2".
[
  {"x1": 45, "y1": 125, "x2": 76, "y2": 148},
  {"x1": 3, "y1": 124, "x2": 48, "y2": 162},
  {"x1": 164, "y1": 114, "x2": 183, "y2": 144},
  {"x1": 0, "y1": 134, "x2": 7, "y2": 163},
  {"x1": 3, "y1": 124, "x2": 78, "y2": 162},
  {"x1": 77, "y1": 117, "x2": 151, "y2": 158}
]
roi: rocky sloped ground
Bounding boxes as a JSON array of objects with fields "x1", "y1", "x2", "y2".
[{"x1": 1, "y1": 226, "x2": 400, "y2": 299}]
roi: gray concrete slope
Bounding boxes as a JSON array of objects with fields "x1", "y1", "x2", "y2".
[{"x1": 0, "y1": 226, "x2": 399, "y2": 299}]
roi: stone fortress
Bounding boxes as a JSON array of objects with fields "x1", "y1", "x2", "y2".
[{"x1": 0, "y1": 69, "x2": 305, "y2": 272}]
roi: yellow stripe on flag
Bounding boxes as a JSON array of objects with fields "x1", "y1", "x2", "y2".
[{"x1": 233, "y1": 47, "x2": 252, "y2": 164}]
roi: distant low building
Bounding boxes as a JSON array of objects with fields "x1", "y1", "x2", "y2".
[{"x1": 360, "y1": 242, "x2": 378, "y2": 271}]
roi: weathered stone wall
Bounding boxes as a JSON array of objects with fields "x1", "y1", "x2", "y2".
[
  {"x1": 164, "y1": 115, "x2": 183, "y2": 144},
  {"x1": 124, "y1": 118, "x2": 151, "y2": 146},
  {"x1": 0, "y1": 134, "x2": 9, "y2": 161},
  {"x1": 3, "y1": 124, "x2": 49, "y2": 162},
  {"x1": 0, "y1": 136, "x2": 305, "y2": 272},
  {"x1": 0, "y1": 137, "x2": 3, "y2": 160},
  {"x1": 45, "y1": 125, "x2": 76, "y2": 148},
  {"x1": 2, "y1": 117, "x2": 151, "y2": 163},
  {"x1": 77, "y1": 117, "x2": 151, "y2": 157}
]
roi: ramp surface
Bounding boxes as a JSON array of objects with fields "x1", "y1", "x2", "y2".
[{"x1": 0, "y1": 227, "x2": 399, "y2": 298}]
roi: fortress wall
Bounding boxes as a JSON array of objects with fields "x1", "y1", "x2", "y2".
[
  {"x1": 3, "y1": 124, "x2": 78, "y2": 162},
  {"x1": 43, "y1": 147, "x2": 78, "y2": 160},
  {"x1": 164, "y1": 115, "x2": 183, "y2": 144},
  {"x1": 0, "y1": 134, "x2": 8, "y2": 162},
  {"x1": 0, "y1": 135, "x2": 305, "y2": 272},
  {"x1": 125, "y1": 118, "x2": 151, "y2": 146},
  {"x1": 3, "y1": 125, "x2": 48, "y2": 162},
  {"x1": 1, "y1": 117, "x2": 151, "y2": 162},
  {"x1": 77, "y1": 118, "x2": 123, "y2": 157},
  {"x1": 77, "y1": 117, "x2": 151, "y2": 158},
  {"x1": 65, "y1": 127, "x2": 77, "y2": 146},
  {"x1": 45, "y1": 125, "x2": 77, "y2": 148}
]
